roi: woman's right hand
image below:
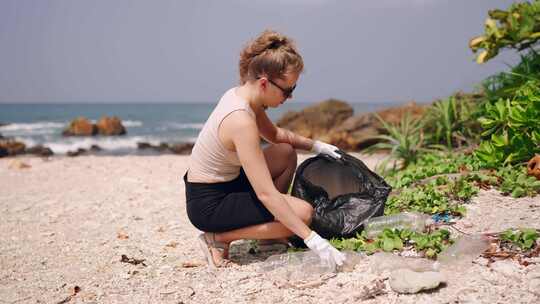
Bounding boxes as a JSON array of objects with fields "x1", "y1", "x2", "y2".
[{"x1": 304, "y1": 231, "x2": 346, "y2": 268}]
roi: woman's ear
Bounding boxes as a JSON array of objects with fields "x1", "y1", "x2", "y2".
[{"x1": 258, "y1": 77, "x2": 268, "y2": 92}]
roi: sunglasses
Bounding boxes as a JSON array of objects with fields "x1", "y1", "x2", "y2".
[{"x1": 257, "y1": 77, "x2": 297, "y2": 99}]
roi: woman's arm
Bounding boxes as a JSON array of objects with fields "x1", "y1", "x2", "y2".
[
  {"x1": 221, "y1": 110, "x2": 311, "y2": 239},
  {"x1": 256, "y1": 110, "x2": 314, "y2": 150}
]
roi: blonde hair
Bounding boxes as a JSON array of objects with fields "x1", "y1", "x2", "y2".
[{"x1": 239, "y1": 30, "x2": 304, "y2": 84}]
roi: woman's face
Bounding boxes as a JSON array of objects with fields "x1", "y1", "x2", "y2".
[{"x1": 260, "y1": 72, "x2": 299, "y2": 109}]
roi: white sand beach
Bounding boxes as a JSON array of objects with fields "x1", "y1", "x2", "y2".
[{"x1": 1, "y1": 153, "x2": 539, "y2": 303}]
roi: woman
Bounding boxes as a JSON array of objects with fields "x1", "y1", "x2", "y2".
[{"x1": 184, "y1": 30, "x2": 345, "y2": 268}]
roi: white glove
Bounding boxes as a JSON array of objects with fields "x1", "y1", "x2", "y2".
[
  {"x1": 311, "y1": 140, "x2": 341, "y2": 159},
  {"x1": 304, "y1": 231, "x2": 346, "y2": 268}
]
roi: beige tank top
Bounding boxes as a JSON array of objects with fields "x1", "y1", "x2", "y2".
[{"x1": 187, "y1": 87, "x2": 256, "y2": 183}]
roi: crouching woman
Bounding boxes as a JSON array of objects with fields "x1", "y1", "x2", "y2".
[{"x1": 184, "y1": 30, "x2": 345, "y2": 268}]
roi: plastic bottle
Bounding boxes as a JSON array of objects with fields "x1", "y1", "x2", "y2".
[
  {"x1": 259, "y1": 250, "x2": 364, "y2": 281},
  {"x1": 363, "y1": 212, "x2": 433, "y2": 238}
]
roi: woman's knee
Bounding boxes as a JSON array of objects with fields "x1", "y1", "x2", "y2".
[{"x1": 275, "y1": 143, "x2": 297, "y2": 168}]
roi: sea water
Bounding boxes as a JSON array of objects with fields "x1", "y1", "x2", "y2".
[{"x1": 0, "y1": 102, "x2": 401, "y2": 155}]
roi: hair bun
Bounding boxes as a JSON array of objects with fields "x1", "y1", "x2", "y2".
[{"x1": 267, "y1": 36, "x2": 287, "y2": 50}]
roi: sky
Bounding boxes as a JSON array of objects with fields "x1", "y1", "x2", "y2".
[{"x1": 0, "y1": 0, "x2": 524, "y2": 104}]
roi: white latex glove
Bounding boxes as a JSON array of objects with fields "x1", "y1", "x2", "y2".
[
  {"x1": 311, "y1": 140, "x2": 341, "y2": 159},
  {"x1": 304, "y1": 231, "x2": 346, "y2": 268}
]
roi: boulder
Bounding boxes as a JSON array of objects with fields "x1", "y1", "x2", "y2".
[
  {"x1": 67, "y1": 148, "x2": 87, "y2": 157},
  {"x1": 276, "y1": 99, "x2": 353, "y2": 140},
  {"x1": 0, "y1": 138, "x2": 26, "y2": 157},
  {"x1": 90, "y1": 144, "x2": 102, "y2": 151},
  {"x1": 26, "y1": 145, "x2": 54, "y2": 157},
  {"x1": 389, "y1": 268, "x2": 445, "y2": 294},
  {"x1": 327, "y1": 101, "x2": 427, "y2": 150},
  {"x1": 527, "y1": 155, "x2": 540, "y2": 180},
  {"x1": 170, "y1": 143, "x2": 194, "y2": 155},
  {"x1": 62, "y1": 117, "x2": 97, "y2": 136},
  {"x1": 96, "y1": 116, "x2": 126, "y2": 136}
]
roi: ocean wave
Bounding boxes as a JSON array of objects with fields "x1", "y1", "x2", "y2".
[
  {"x1": 16, "y1": 135, "x2": 195, "y2": 155},
  {"x1": 157, "y1": 122, "x2": 204, "y2": 131},
  {"x1": 122, "y1": 120, "x2": 143, "y2": 127},
  {"x1": 87, "y1": 119, "x2": 143, "y2": 127},
  {"x1": 0, "y1": 122, "x2": 65, "y2": 132}
]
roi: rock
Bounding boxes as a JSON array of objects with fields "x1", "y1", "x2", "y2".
[
  {"x1": 527, "y1": 155, "x2": 540, "y2": 180},
  {"x1": 67, "y1": 148, "x2": 87, "y2": 157},
  {"x1": 137, "y1": 141, "x2": 193, "y2": 154},
  {"x1": 389, "y1": 268, "x2": 445, "y2": 294},
  {"x1": 90, "y1": 144, "x2": 102, "y2": 151},
  {"x1": 62, "y1": 117, "x2": 97, "y2": 136},
  {"x1": 26, "y1": 145, "x2": 54, "y2": 157},
  {"x1": 490, "y1": 261, "x2": 522, "y2": 279},
  {"x1": 137, "y1": 142, "x2": 152, "y2": 149},
  {"x1": 276, "y1": 99, "x2": 427, "y2": 151},
  {"x1": 327, "y1": 101, "x2": 427, "y2": 150},
  {"x1": 8, "y1": 160, "x2": 31, "y2": 170},
  {"x1": 276, "y1": 99, "x2": 354, "y2": 139},
  {"x1": 96, "y1": 116, "x2": 126, "y2": 136},
  {"x1": 0, "y1": 138, "x2": 26, "y2": 157},
  {"x1": 170, "y1": 143, "x2": 194, "y2": 155}
]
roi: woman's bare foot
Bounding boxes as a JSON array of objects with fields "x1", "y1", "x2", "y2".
[{"x1": 199, "y1": 233, "x2": 233, "y2": 268}]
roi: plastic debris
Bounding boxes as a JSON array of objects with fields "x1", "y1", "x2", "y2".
[
  {"x1": 369, "y1": 252, "x2": 439, "y2": 274},
  {"x1": 259, "y1": 250, "x2": 364, "y2": 281},
  {"x1": 437, "y1": 234, "x2": 491, "y2": 267},
  {"x1": 363, "y1": 212, "x2": 433, "y2": 238}
]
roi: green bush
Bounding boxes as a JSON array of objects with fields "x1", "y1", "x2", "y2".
[
  {"x1": 470, "y1": 1, "x2": 540, "y2": 64},
  {"x1": 424, "y1": 94, "x2": 483, "y2": 148},
  {"x1": 475, "y1": 80, "x2": 540, "y2": 167}
]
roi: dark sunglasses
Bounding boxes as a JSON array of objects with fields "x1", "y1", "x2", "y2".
[{"x1": 257, "y1": 77, "x2": 297, "y2": 99}]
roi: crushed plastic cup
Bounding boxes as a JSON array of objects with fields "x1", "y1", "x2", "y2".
[{"x1": 437, "y1": 234, "x2": 490, "y2": 267}]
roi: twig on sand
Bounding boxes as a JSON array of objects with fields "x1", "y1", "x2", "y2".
[{"x1": 120, "y1": 254, "x2": 147, "y2": 267}]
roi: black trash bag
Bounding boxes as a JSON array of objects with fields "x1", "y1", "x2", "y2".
[{"x1": 290, "y1": 151, "x2": 391, "y2": 242}]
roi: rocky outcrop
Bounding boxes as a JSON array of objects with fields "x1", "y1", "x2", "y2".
[
  {"x1": 96, "y1": 116, "x2": 126, "y2": 136},
  {"x1": 327, "y1": 101, "x2": 427, "y2": 150},
  {"x1": 276, "y1": 99, "x2": 354, "y2": 140},
  {"x1": 277, "y1": 100, "x2": 427, "y2": 150},
  {"x1": 528, "y1": 155, "x2": 540, "y2": 180},
  {"x1": 137, "y1": 142, "x2": 194, "y2": 155},
  {"x1": 0, "y1": 138, "x2": 26, "y2": 157},
  {"x1": 63, "y1": 116, "x2": 126, "y2": 136},
  {"x1": 26, "y1": 145, "x2": 54, "y2": 157},
  {"x1": 62, "y1": 117, "x2": 97, "y2": 136}
]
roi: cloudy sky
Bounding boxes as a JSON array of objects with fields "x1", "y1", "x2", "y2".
[{"x1": 0, "y1": 0, "x2": 522, "y2": 103}]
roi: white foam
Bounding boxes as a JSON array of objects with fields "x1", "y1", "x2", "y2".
[
  {"x1": 17, "y1": 136, "x2": 162, "y2": 154},
  {"x1": 122, "y1": 120, "x2": 143, "y2": 127},
  {"x1": 0, "y1": 122, "x2": 65, "y2": 132},
  {"x1": 157, "y1": 122, "x2": 204, "y2": 131}
]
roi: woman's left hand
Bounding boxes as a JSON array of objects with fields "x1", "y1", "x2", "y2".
[{"x1": 311, "y1": 140, "x2": 341, "y2": 159}]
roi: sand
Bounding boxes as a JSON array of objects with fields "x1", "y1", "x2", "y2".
[{"x1": 1, "y1": 153, "x2": 539, "y2": 304}]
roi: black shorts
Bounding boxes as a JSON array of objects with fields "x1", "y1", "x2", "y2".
[{"x1": 183, "y1": 169, "x2": 275, "y2": 232}]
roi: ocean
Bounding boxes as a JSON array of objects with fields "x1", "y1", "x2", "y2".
[{"x1": 0, "y1": 102, "x2": 402, "y2": 155}]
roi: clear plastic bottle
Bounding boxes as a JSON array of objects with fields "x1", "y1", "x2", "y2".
[
  {"x1": 364, "y1": 212, "x2": 433, "y2": 238},
  {"x1": 259, "y1": 251, "x2": 364, "y2": 281}
]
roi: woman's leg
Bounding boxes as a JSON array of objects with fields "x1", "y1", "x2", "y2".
[
  {"x1": 205, "y1": 194, "x2": 313, "y2": 265},
  {"x1": 262, "y1": 143, "x2": 297, "y2": 193},
  {"x1": 205, "y1": 143, "x2": 304, "y2": 264},
  {"x1": 214, "y1": 194, "x2": 313, "y2": 252}
]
